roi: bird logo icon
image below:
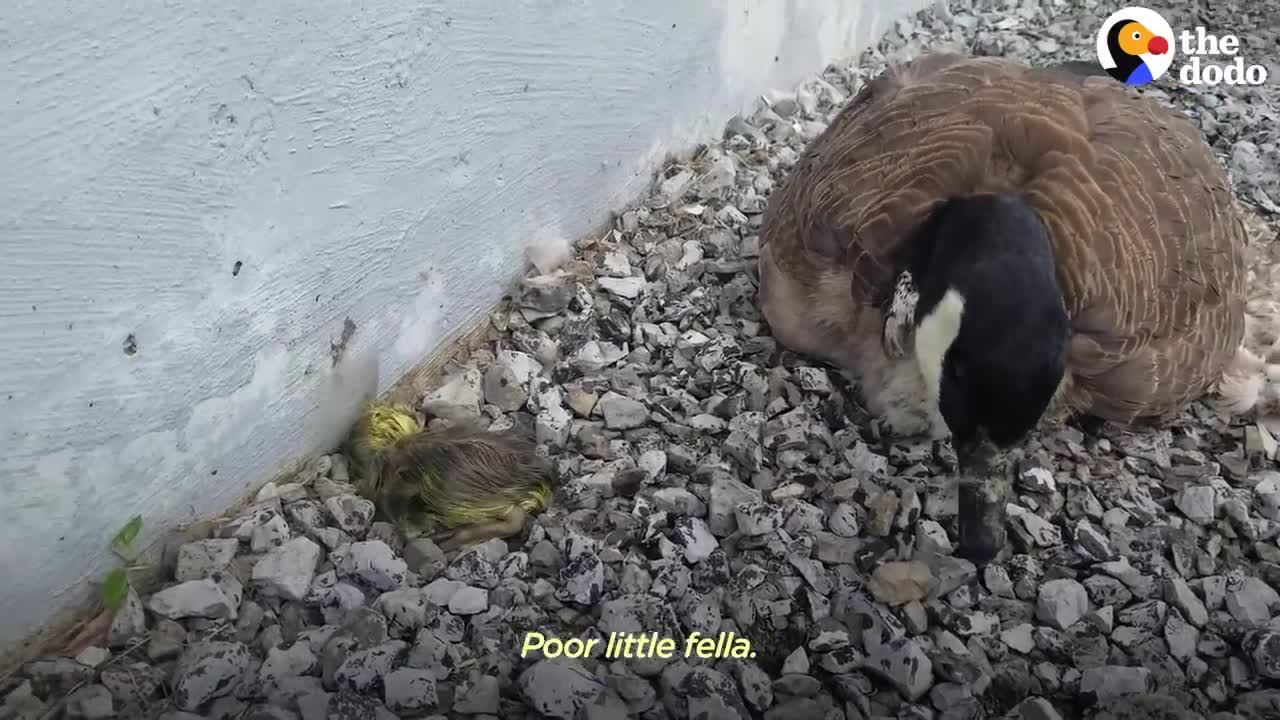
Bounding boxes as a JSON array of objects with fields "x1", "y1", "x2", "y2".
[{"x1": 1096, "y1": 7, "x2": 1175, "y2": 85}]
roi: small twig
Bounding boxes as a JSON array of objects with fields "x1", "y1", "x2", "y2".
[{"x1": 37, "y1": 634, "x2": 151, "y2": 720}]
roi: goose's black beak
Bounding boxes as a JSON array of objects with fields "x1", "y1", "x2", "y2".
[{"x1": 955, "y1": 430, "x2": 1012, "y2": 565}]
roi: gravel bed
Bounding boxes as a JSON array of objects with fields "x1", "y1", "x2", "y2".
[{"x1": 4, "y1": 1, "x2": 1280, "y2": 719}]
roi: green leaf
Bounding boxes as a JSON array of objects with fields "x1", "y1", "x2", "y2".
[
  {"x1": 111, "y1": 515, "x2": 143, "y2": 551},
  {"x1": 101, "y1": 568, "x2": 130, "y2": 610}
]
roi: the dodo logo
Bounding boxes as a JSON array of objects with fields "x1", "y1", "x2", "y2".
[
  {"x1": 1096, "y1": 7, "x2": 1174, "y2": 86},
  {"x1": 1097, "y1": 7, "x2": 1270, "y2": 87}
]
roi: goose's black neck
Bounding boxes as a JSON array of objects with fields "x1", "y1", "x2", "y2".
[
  {"x1": 908, "y1": 192, "x2": 1069, "y2": 449},
  {"x1": 901, "y1": 193, "x2": 1064, "y2": 316}
]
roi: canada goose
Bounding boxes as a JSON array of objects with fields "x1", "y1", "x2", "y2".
[
  {"x1": 1103, "y1": 19, "x2": 1170, "y2": 85},
  {"x1": 345, "y1": 402, "x2": 554, "y2": 551},
  {"x1": 758, "y1": 53, "x2": 1271, "y2": 563}
]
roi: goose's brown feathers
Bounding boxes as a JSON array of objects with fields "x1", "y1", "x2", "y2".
[{"x1": 759, "y1": 53, "x2": 1250, "y2": 432}]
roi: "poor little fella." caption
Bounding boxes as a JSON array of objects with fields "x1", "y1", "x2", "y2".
[{"x1": 520, "y1": 631, "x2": 755, "y2": 660}]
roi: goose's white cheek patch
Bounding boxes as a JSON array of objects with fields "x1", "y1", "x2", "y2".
[
  {"x1": 914, "y1": 288, "x2": 966, "y2": 430},
  {"x1": 883, "y1": 271, "x2": 920, "y2": 358}
]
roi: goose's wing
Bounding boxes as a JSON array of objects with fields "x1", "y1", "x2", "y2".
[
  {"x1": 760, "y1": 53, "x2": 1100, "y2": 308},
  {"x1": 761, "y1": 53, "x2": 997, "y2": 308},
  {"x1": 1043, "y1": 74, "x2": 1248, "y2": 421}
]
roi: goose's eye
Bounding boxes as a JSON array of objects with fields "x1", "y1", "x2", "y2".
[
  {"x1": 947, "y1": 358, "x2": 966, "y2": 382},
  {"x1": 1132, "y1": 31, "x2": 1142, "y2": 40}
]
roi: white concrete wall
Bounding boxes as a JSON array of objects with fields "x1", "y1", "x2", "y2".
[{"x1": 0, "y1": 0, "x2": 926, "y2": 652}]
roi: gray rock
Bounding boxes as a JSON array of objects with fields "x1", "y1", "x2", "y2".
[
  {"x1": 148, "y1": 572, "x2": 242, "y2": 621},
  {"x1": 569, "y1": 341, "x2": 625, "y2": 374},
  {"x1": 558, "y1": 549, "x2": 604, "y2": 606},
  {"x1": 736, "y1": 501, "x2": 783, "y2": 536},
  {"x1": 789, "y1": 555, "x2": 833, "y2": 596},
  {"x1": 326, "y1": 690, "x2": 397, "y2": 720},
  {"x1": 807, "y1": 616, "x2": 852, "y2": 652},
  {"x1": 1, "y1": 680, "x2": 47, "y2": 720},
  {"x1": 453, "y1": 673, "x2": 501, "y2": 714},
  {"x1": 335, "y1": 541, "x2": 407, "y2": 591},
  {"x1": 709, "y1": 472, "x2": 762, "y2": 536},
  {"x1": 1164, "y1": 609, "x2": 1199, "y2": 661},
  {"x1": 688, "y1": 413, "x2": 727, "y2": 433},
  {"x1": 781, "y1": 647, "x2": 810, "y2": 675},
  {"x1": 1166, "y1": 577, "x2": 1209, "y2": 628},
  {"x1": 1086, "y1": 606, "x2": 1115, "y2": 634},
  {"x1": 1079, "y1": 666, "x2": 1155, "y2": 701},
  {"x1": 253, "y1": 536, "x2": 322, "y2": 601},
  {"x1": 985, "y1": 566, "x2": 1015, "y2": 598},
  {"x1": 536, "y1": 393, "x2": 574, "y2": 448},
  {"x1": 1176, "y1": 485, "x2": 1218, "y2": 525},
  {"x1": 147, "y1": 619, "x2": 188, "y2": 662},
  {"x1": 927, "y1": 554, "x2": 978, "y2": 597},
  {"x1": 1001, "y1": 623, "x2": 1036, "y2": 654},
  {"x1": 335, "y1": 641, "x2": 408, "y2": 693},
  {"x1": 421, "y1": 368, "x2": 483, "y2": 421},
  {"x1": 239, "y1": 706, "x2": 299, "y2": 720},
  {"x1": 1255, "y1": 473, "x2": 1280, "y2": 521},
  {"x1": 764, "y1": 698, "x2": 825, "y2": 720},
  {"x1": 1018, "y1": 466, "x2": 1056, "y2": 494},
  {"x1": 175, "y1": 538, "x2": 240, "y2": 581},
  {"x1": 422, "y1": 578, "x2": 463, "y2": 606},
  {"x1": 250, "y1": 509, "x2": 292, "y2": 552},
  {"x1": 1246, "y1": 630, "x2": 1280, "y2": 680},
  {"x1": 447, "y1": 586, "x2": 489, "y2": 615},
  {"x1": 1036, "y1": 578, "x2": 1088, "y2": 630},
  {"x1": 1067, "y1": 485, "x2": 1105, "y2": 520},
  {"x1": 405, "y1": 629, "x2": 449, "y2": 677},
  {"x1": 518, "y1": 660, "x2": 606, "y2": 719},
  {"x1": 686, "y1": 693, "x2": 739, "y2": 720},
  {"x1": 1013, "y1": 697, "x2": 1064, "y2": 720},
  {"x1": 107, "y1": 587, "x2": 148, "y2": 648},
  {"x1": 598, "y1": 392, "x2": 648, "y2": 429},
  {"x1": 64, "y1": 684, "x2": 113, "y2": 720},
  {"x1": 637, "y1": 449, "x2": 668, "y2": 479},
  {"x1": 1226, "y1": 576, "x2": 1279, "y2": 624},
  {"x1": 671, "y1": 665, "x2": 749, "y2": 718},
  {"x1": 172, "y1": 641, "x2": 251, "y2": 711},
  {"x1": 1084, "y1": 575, "x2": 1133, "y2": 608},
  {"x1": 403, "y1": 538, "x2": 446, "y2": 576},
  {"x1": 829, "y1": 503, "x2": 861, "y2": 537},
  {"x1": 723, "y1": 430, "x2": 763, "y2": 471},
  {"x1": 324, "y1": 495, "x2": 376, "y2": 536},
  {"x1": 446, "y1": 547, "x2": 500, "y2": 589},
  {"x1": 673, "y1": 516, "x2": 718, "y2": 563},
  {"x1": 861, "y1": 637, "x2": 933, "y2": 701},
  {"x1": 652, "y1": 488, "x2": 706, "y2": 517},
  {"x1": 793, "y1": 367, "x2": 834, "y2": 394},
  {"x1": 1009, "y1": 506, "x2": 1062, "y2": 547},
  {"x1": 521, "y1": 272, "x2": 574, "y2": 313},
  {"x1": 598, "y1": 276, "x2": 645, "y2": 299},
  {"x1": 733, "y1": 662, "x2": 773, "y2": 712},
  {"x1": 916, "y1": 519, "x2": 953, "y2": 555},
  {"x1": 1117, "y1": 599, "x2": 1167, "y2": 632},
  {"x1": 375, "y1": 588, "x2": 431, "y2": 636},
  {"x1": 903, "y1": 600, "x2": 929, "y2": 634},
  {"x1": 483, "y1": 360, "x2": 529, "y2": 411},
  {"x1": 260, "y1": 641, "x2": 317, "y2": 691},
  {"x1": 869, "y1": 561, "x2": 937, "y2": 606},
  {"x1": 1073, "y1": 521, "x2": 1113, "y2": 560},
  {"x1": 100, "y1": 662, "x2": 166, "y2": 706},
  {"x1": 24, "y1": 658, "x2": 96, "y2": 701}
]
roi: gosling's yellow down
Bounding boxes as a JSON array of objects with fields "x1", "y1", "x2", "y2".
[{"x1": 344, "y1": 402, "x2": 554, "y2": 551}]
